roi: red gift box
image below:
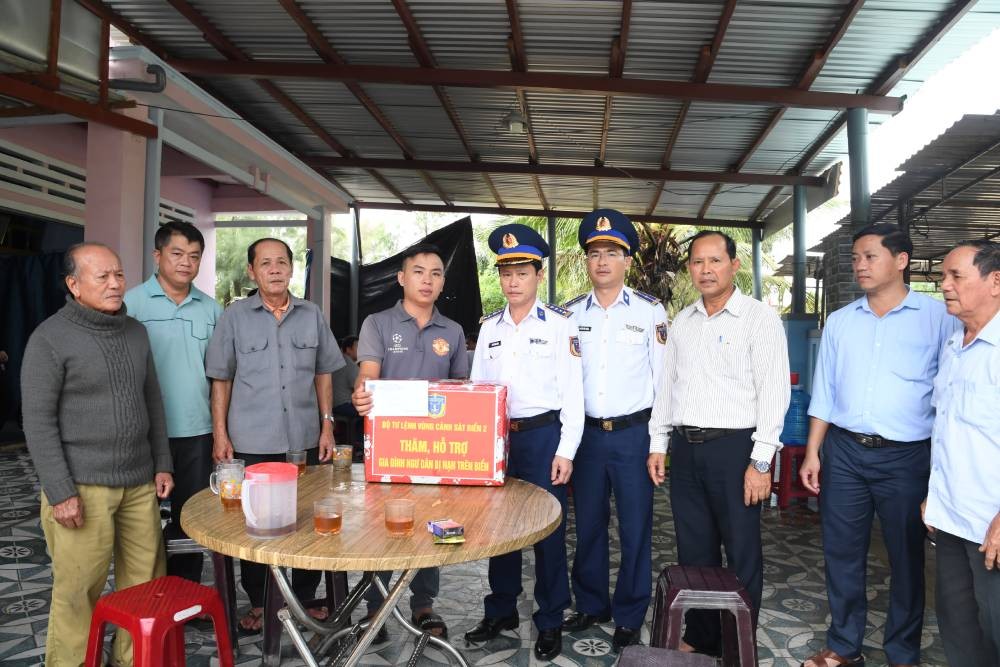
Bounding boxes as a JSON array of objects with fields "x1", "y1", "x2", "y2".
[{"x1": 364, "y1": 380, "x2": 509, "y2": 486}]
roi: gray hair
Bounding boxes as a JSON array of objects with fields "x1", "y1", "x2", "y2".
[
  {"x1": 63, "y1": 242, "x2": 116, "y2": 278},
  {"x1": 955, "y1": 239, "x2": 1000, "y2": 277}
]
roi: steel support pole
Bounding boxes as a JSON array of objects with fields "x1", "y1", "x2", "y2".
[
  {"x1": 546, "y1": 215, "x2": 557, "y2": 304},
  {"x1": 899, "y1": 199, "x2": 911, "y2": 285},
  {"x1": 350, "y1": 205, "x2": 361, "y2": 334},
  {"x1": 793, "y1": 185, "x2": 807, "y2": 315},
  {"x1": 752, "y1": 227, "x2": 763, "y2": 301},
  {"x1": 847, "y1": 107, "x2": 870, "y2": 229},
  {"x1": 141, "y1": 107, "x2": 164, "y2": 279}
]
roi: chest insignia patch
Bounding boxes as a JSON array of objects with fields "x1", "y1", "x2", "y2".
[
  {"x1": 432, "y1": 337, "x2": 450, "y2": 356},
  {"x1": 656, "y1": 322, "x2": 668, "y2": 344},
  {"x1": 570, "y1": 336, "x2": 581, "y2": 357}
]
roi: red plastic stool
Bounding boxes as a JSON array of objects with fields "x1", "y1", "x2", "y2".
[
  {"x1": 772, "y1": 444, "x2": 815, "y2": 509},
  {"x1": 650, "y1": 566, "x2": 755, "y2": 667},
  {"x1": 84, "y1": 575, "x2": 234, "y2": 667}
]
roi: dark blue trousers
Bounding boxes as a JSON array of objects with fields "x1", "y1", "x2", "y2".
[
  {"x1": 669, "y1": 429, "x2": 762, "y2": 653},
  {"x1": 821, "y1": 426, "x2": 929, "y2": 665},
  {"x1": 570, "y1": 422, "x2": 653, "y2": 629},
  {"x1": 484, "y1": 420, "x2": 570, "y2": 631}
]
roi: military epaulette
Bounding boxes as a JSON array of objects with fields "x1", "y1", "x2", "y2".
[
  {"x1": 633, "y1": 289, "x2": 661, "y2": 305},
  {"x1": 562, "y1": 293, "x2": 588, "y2": 308},
  {"x1": 543, "y1": 302, "x2": 572, "y2": 318},
  {"x1": 479, "y1": 307, "x2": 504, "y2": 324}
]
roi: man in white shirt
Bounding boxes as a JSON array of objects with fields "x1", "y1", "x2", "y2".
[
  {"x1": 648, "y1": 230, "x2": 789, "y2": 657},
  {"x1": 464, "y1": 223, "x2": 584, "y2": 661},
  {"x1": 924, "y1": 239, "x2": 1000, "y2": 667},
  {"x1": 562, "y1": 210, "x2": 667, "y2": 651}
]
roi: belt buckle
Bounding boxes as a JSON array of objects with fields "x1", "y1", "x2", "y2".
[
  {"x1": 509, "y1": 420, "x2": 520, "y2": 432},
  {"x1": 871, "y1": 435, "x2": 885, "y2": 448},
  {"x1": 602, "y1": 419, "x2": 614, "y2": 432},
  {"x1": 857, "y1": 433, "x2": 874, "y2": 447},
  {"x1": 685, "y1": 427, "x2": 705, "y2": 444}
]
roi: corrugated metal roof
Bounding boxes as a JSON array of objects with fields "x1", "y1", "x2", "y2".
[
  {"x1": 831, "y1": 113, "x2": 1000, "y2": 275},
  {"x1": 83, "y1": 0, "x2": 1000, "y2": 222}
]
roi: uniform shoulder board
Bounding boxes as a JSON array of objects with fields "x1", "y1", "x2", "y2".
[
  {"x1": 562, "y1": 293, "x2": 588, "y2": 308},
  {"x1": 633, "y1": 289, "x2": 661, "y2": 305},
  {"x1": 479, "y1": 307, "x2": 504, "y2": 324},
  {"x1": 543, "y1": 303, "x2": 572, "y2": 318}
]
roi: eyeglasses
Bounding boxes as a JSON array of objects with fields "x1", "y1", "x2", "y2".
[{"x1": 586, "y1": 249, "x2": 625, "y2": 261}]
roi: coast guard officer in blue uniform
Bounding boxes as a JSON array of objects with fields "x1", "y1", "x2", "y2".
[
  {"x1": 562, "y1": 210, "x2": 667, "y2": 651},
  {"x1": 464, "y1": 224, "x2": 584, "y2": 661}
]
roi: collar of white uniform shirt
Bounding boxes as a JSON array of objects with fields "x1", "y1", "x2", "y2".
[
  {"x1": 500, "y1": 298, "x2": 547, "y2": 325},
  {"x1": 857, "y1": 286, "x2": 922, "y2": 314},
  {"x1": 960, "y1": 308, "x2": 1000, "y2": 348},
  {"x1": 585, "y1": 287, "x2": 630, "y2": 310},
  {"x1": 694, "y1": 285, "x2": 745, "y2": 317}
]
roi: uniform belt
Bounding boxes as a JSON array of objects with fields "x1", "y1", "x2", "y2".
[
  {"x1": 840, "y1": 427, "x2": 929, "y2": 449},
  {"x1": 585, "y1": 408, "x2": 652, "y2": 432},
  {"x1": 509, "y1": 409, "x2": 560, "y2": 432},
  {"x1": 676, "y1": 425, "x2": 746, "y2": 444}
]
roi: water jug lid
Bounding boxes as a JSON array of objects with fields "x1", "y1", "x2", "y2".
[
  {"x1": 245, "y1": 462, "x2": 298, "y2": 482},
  {"x1": 790, "y1": 372, "x2": 800, "y2": 385}
]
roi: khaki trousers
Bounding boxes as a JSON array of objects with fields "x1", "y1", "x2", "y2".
[{"x1": 41, "y1": 482, "x2": 166, "y2": 667}]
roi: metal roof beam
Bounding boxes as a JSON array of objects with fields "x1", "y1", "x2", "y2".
[
  {"x1": 354, "y1": 202, "x2": 762, "y2": 230},
  {"x1": 169, "y1": 59, "x2": 904, "y2": 113},
  {"x1": 308, "y1": 157, "x2": 824, "y2": 186},
  {"x1": 75, "y1": 0, "x2": 169, "y2": 59},
  {"x1": 595, "y1": 0, "x2": 633, "y2": 208},
  {"x1": 646, "y1": 0, "x2": 736, "y2": 215},
  {"x1": 0, "y1": 74, "x2": 157, "y2": 138},
  {"x1": 701, "y1": 0, "x2": 865, "y2": 219},
  {"x1": 504, "y1": 0, "x2": 547, "y2": 209}
]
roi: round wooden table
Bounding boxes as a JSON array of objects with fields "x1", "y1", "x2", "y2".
[{"x1": 182, "y1": 464, "x2": 563, "y2": 666}]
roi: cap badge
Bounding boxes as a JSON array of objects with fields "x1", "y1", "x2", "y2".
[
  {"x1": 502, "y1": 233, "x2": 518, "y2": 248},
  {"x1": 596, "y1": 216, "x2": 612, "y2": 231}
]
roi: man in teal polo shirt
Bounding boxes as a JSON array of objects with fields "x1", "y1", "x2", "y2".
[{"x1": 125, "y1": 221, "x2": 222, "y2": 583}]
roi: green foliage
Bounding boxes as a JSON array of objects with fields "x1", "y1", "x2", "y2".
[{"x1": 214, "y1": 226, "x2": 308, "y2": 305}]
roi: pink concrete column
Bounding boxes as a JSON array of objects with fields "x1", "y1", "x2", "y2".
[
  {"x1": 194, "y1": 209, "x2": 217, "y2": 298},
  {"x1": 84, "y1": 114, "x2": 147, "y2": 287}
]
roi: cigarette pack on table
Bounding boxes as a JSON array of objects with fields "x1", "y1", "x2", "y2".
[
  {"x1": 427, "y1": 518, "x2": 465, "y2": 544},
  {"x1": 364, "y1": 380, "x2": 509, "y2": 486}
]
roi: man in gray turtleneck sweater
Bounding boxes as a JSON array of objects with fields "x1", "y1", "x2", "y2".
[{"x1": 21, "y1": 243, "x2": 173, "y2": 667}]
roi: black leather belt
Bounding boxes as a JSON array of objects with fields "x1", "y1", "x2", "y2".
[
  {"x1": 585, "y1": 408, "x2": 652, "y2": 432},
  {"x1": 509, "y1": 409, "x2": 560, "y2": 432},
  {"x1": 676, "y1": 425, "x2": 747, "y2": 444},
  {"x1": 841, "y1": 427, "x2": 929, "y2": 449}
]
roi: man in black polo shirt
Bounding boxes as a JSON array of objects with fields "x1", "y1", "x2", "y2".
[{"x1": 352, "y1": 242, "x2": 468, "y2": 638}]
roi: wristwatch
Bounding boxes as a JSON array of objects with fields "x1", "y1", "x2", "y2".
[
  {"x1": 750, "y1": 458, "x2": 771, "y2": 474},
  {"x1": 322, "y1": 413, "x2": 336, "y2": 423}
]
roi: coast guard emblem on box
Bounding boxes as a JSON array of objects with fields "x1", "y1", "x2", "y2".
[{"x1": 428, "y1": 394, "x2": 447, "y2": 418}]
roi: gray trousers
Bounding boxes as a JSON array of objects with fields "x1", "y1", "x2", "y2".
[
  {"x1": 936, "y1": 529, "x2": 1000, "y2": 667},
  {"x1": 364, "y1": 567, "x2": 439, "y2": 615}
]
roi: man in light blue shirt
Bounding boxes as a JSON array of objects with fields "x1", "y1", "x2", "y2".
[
  {"x1": 799, "y1": 223, "x2": 958, "y2": 667},
  {"x1": 124, "y1": 221, "x2": 222, "y2": 583},
  {"x1": 924, "y1": 240, "x2": 1000, "y2": 667},
  {"x1": 562, "y1": 209, "x2": 667, "y2": 651}
]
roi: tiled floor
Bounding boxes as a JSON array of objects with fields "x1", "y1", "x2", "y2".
[{"x1": 0, "y1": 446, "x2": 947, "y2": 666}]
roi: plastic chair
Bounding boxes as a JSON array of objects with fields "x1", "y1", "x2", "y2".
[
  {"x1": 84, "y1": 575, "x2": 234, "y2": 667},
  {"x1": 650, "y1": 565, "x2": 756, "y2": 667},
  {"x1": 772, "y1": 444, "x2": 815, "y2": 509}
]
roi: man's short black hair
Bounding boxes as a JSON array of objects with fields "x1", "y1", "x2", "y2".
[
  {"x1": 247, "y1": 237, "x2": 293, "y2": 265},
  {"x1": 955, "y1": 239, "x2": 1000, "y2": 277},
  {"x1": 339, "y1": 335, "x2": 359, "y2": 352},
  {"x1": 852, "y1": 223, "x2": 913, "y2": 258},
  {"x1": 687, "y1": 230, "x2": 737, "y2": 261},
  {"x1": 400, "y1": 243, "x2": 444, "y2": 270},
  {"x1": 155, "y1": 221, "x2": 205, "y2": 252}
]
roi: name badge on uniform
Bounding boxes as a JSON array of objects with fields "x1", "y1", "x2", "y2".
[
  {"x1": 578, "y1": 326, "x2": 592, "y2": 332},
  {"x1": 488, "y1": 340, "x2": 502, "y2": 348}
]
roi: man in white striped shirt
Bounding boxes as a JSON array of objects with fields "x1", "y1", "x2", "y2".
[{"x1": 648, "y1": 230, "x2": 790, "y2": 657}]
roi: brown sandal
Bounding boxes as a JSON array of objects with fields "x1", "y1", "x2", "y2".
[
  {"x1": 801, "y1": 648, "x2": 865, "y2": 667},
  {"x1": 238, "y1": 607, "x2": 264, "y2": 635}
]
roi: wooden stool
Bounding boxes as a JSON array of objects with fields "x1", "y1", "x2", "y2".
[
  {"x1": 84, "y1": 575, "x2": 234, "y2": 667},
  {"x1": 617, "y1": 645, "x2": 716, "y2": 666},
  {"x1": 772, "y1": 444, "x2": 814, "y2": 509},
  {"x1": 650, "y1": 566, "x2": 756, "y2": 667}
]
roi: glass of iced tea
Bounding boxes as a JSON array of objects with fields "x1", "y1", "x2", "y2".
[
  {"x1": 384, "y1": 499, "x2": 415, "y2": 537},
  {"x1": 313, "y1": 497, "x2": 342, "y2": 535},
  {"x1": 333, "y1": 445, "x2": 353, "y2": 471},
  {"x1": 209, "y1": 459, "x2": 244, "y2": 511},
  {"x1": 286, "y1": 450, "x2": 307, "y2": 477}
]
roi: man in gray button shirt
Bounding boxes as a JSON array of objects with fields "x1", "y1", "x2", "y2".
[
  {"x1": 206, "y1": 237, "x2": 343, "y2": 633},
  {"x1": 353, "y1": 243, "x2": 469, "y2": 639}
]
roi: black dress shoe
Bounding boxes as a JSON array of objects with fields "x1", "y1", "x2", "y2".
[
  {"x1": 612, "y1": 626, "x2": 640, "y2": 652},
  {"x1": 463, "y1": 614, "x2": 519, "y2": 642},
  {"x1": 562, "y1": 610, "x2": 612, "y2": 632},
  {"x1": 534, "y1": 628, "x2": 562, "y2": 660}
]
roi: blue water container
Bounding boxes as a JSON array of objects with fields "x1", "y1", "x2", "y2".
[{"x1": 780, "y1": 372, "x2": 810, "y2": 446}]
